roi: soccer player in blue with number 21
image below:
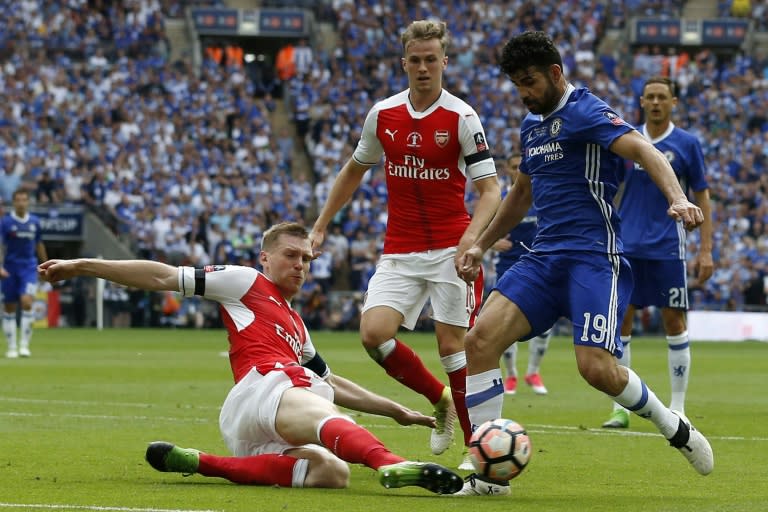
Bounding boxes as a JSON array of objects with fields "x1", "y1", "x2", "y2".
[
  {"x1": 456, "y1": 32, "x2": 713, "y2": 496},
  {"x1": 1, "y1": 189, "x2": 47, "y2": 358},
  {"x1": 602, "y1": 76, "x2": 713, "y2": 429}
]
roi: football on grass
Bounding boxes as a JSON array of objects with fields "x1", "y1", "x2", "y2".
[{"x1": 468, "y1": 418, "x2": 532, "y2": 480}]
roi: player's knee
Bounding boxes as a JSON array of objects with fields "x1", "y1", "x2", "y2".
[
  {"x1": 464, "y1": 329, "x2": 493, "y2": 360},
  {"x1": 360, "y1": 309, "x2": 401, "y2": 350},
  {"x1": 360, "y1": 330, "x2": 381, "y2": 351},
  {"x1": 359, "y1": 325, "x2": 394, "y2": 351},
  {"x1": 663, "y1": 318, "x2": 686, "y2": 336},
  {"x1": 305, "y1": 456, "x2": 350, "y2": 488},
  {"x1": 464, "y1": 329, "x2": 479, "y2": 352}
]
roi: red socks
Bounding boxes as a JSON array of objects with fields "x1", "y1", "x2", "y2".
[
  {"x1": 379, "y1": 339, "x2": 446, "y2": 404},
  {"x1": 198, "y1": 453, "x2": 299, "y2": 486},
  {"x1": 196, "y1": 418, "x2": 405, "y2": 486},
  {"x1": 319, "y1": 417, "x2": 404, "y2": 469},
  {"x1": 448, "y1": 366, "x2": 471, "y2": 446}
]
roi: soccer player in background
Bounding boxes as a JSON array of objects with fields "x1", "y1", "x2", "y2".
[
  {"x1": 1, "y1": 189, "x2": 47, "y2": 358},
  {"x1": 310, "y1": 19, "x2": 500, "y2": 469},
  {"x1": 602, "y1": 76, "x2": 713, "y2": 428},
  {"x1": 493, "y1": 154, "x2": 551, "y2": 396},
  {"x1": 457, "y1": 32, "x2": 713, "y2": 495},
  {"x1": 38, "y1": 222, "x2": 463, "y2": 494}
]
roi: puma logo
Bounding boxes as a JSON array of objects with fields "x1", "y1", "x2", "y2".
[{"x1": 384, "y1": 128, "x2": 398, "y2": 141}]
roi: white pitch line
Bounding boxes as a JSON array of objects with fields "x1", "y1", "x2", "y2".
[
  {"x1": 360, "y1": 420, "x2": 768, "y2": 442},
  {"x1": 2, "y1": 397, "x2": 765, "y2": 443},
  {"x1": 0, "y1": 504, "x2": 221, "y2": 512},
  {"x1": 0, "y1": 396, "x2": 220, "y2": 411},
  {"x1": 523, "y1": 422, "x2": 768, "y2": 442},
  {"x1": 0, "y1": 411, "x2": 212, "y2": 424}
]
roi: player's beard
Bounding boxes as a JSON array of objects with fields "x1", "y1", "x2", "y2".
[{"x1": 526, "y1": 77, "x2": 560, "y2": 116}]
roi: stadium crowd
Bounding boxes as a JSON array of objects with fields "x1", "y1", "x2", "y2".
[
  {"x1": 0, "y1": 0, "x2": 766, "y2": 328},
  {"x1": 299, "y1": 0, "x2": 768, "y2": 315}
]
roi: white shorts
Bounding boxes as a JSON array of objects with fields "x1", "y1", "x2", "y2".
[
  {"x1": 219, "y1": 366, "x2": 334, "y2": 457},
  {"x1": 363, "y1": 247, "x2": 476, "y2": 330}
]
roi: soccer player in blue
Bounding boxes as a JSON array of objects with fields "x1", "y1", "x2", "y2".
[
  {"x1": 1, "y1": 189, "x2": 47, "y2": 358},
  {"x1": 494, "y1": 153, "x2": 551, "y2": 396},
  {"x1": 455, "y1": 32, "x2": 713, "y2": 496},
  {"x1": 602, "y1": 77, "x2": 713, "y2": 429}
]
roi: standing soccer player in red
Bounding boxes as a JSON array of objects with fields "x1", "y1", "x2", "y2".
[{"x1": 310, "y1": 19, "x2": 500, "y2": 469}]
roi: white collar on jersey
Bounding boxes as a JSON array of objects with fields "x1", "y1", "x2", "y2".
[
  {"x1": 540, "y1": 83, "x2": 576, "y2": 121},
  {"x1": 642, "y1": 122, "x2": 676, "y2": 144},
  {"x1": 10, "y1": 212, "x2": 30, "y2": 223},
  {"x1": 407, "y1": 89, "x2": 444, "y2": 115}
]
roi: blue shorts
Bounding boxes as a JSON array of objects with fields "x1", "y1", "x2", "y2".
[
  {"x1": 1, "y1": 265, "x2": 39, "y2": 303},
  {"x1": 494, "y1": 252, "x2": 633, "y2": 357},
  {"x1": 625, "y1": 257, "x2": 687, "y2": 309}
]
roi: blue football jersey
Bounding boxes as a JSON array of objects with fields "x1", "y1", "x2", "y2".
[
  {"x1": 519, "y1": 85, "x2": 633, "y2": 254},
  {"x1": 619, "y1": 123, "x2": 708, "y2": 260},
  {"x1": 1, "y1": 213, "x2": 42, "y2": 269}
]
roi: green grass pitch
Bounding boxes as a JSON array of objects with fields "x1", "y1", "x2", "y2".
[{"x1": 0, "y1": 328, "x2": 766, "y2": 512}]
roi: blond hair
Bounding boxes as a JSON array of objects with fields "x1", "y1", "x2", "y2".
[{"x1": 401, "y1": 19, "x2": 449, "y2": 53}]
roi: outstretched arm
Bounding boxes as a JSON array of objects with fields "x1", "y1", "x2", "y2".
[
  {"x1": 326, "y1": 373, "x2": 435, "y2": 428},
  {"x1": 309, "y1": 158, "x2": 370, "y2": 253},
  {"x1": 610, "y1": 130, "x2": 703, "y2": 230},
  {"x1": 38, "y1": 258, "x2": 180, "y2": 292}
]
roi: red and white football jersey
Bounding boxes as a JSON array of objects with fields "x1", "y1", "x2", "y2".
[
  {"x1": 179, "y1": 265, "x2": 318, "y2": 383},
  {"x1": 353, "y1": 89, "x2": 496, "y2": 254}
]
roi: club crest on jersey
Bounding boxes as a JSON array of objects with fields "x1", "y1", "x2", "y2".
[
  {"x1": 434, "y1": 129, "x2": 450, "y2": 148},
  {"x1": 664, "y1": 150, "x2": 675, "y2": 163},
  {"x1": 204, "y1": 265, "x2": 226, "y2": 272},
  {"x1": 473, "y1": 132, "x2": 487, "y2": 152},
  {"x1": 603, "y1": 111, "x2": 626, "y2": 126},
  {"x1": 406, "y1": 131, "x2": 422, "y2": 148},
  {"x1": 549, "y1": 117, "x2": 563, "y2": 136}
]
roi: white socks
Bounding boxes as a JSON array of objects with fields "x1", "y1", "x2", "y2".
[
  {"x1": 20, "y1": 310, "x2": 34, "y2": 350},
  {"x1": 3, "y1": 313, "x2": 16, "y2": 352},
  {"x1": 611, "y1": 336, "x2": 631, "y2": 412},
  {"x1": 440, "y1": 351, "x2": 467, "y2": 373},
  {"x1": 667, "y1": 330, "x2": 690, "y2": 413},
  {"x1": 612, "y1": 366, "x2": 679, "y2": 438},
  {"x1": 526, "y1": 333, "x2": 550, "y2": 375},
  {"x1": 466, "y1": 368, "x2": 504, "y2": 432},
  {"x1": 502, "y1": 343, "x2": 518, "y2": 377}
]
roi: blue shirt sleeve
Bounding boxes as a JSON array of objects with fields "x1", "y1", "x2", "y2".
[{"x1": 573, "y1": 93, "x2": 634, "y2": 150}]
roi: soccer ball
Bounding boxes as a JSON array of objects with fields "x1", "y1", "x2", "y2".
[{"x1": 468, "y1": 418, "x2": 532, "y2": 481}]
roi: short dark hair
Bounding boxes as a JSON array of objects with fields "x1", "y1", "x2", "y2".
[
  {"x1": 12, "y1": 189, "x2": 29, "y2": 200},
  {"x1": 261, "y1": 222, "x2": 308, "y2": 252},
  {"x1": 643, "y1": 76, "x2": 677, "y2": 97},
  {"x1": 499, "y1": 31, "x2": 563, "y2": 77}
]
